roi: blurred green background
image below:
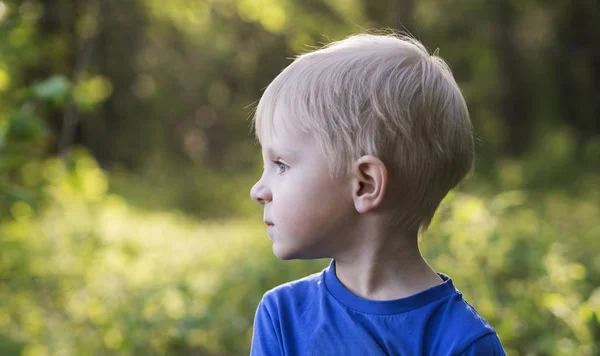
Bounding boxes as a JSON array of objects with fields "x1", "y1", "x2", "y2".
[{"x1": 0, "y1": 0, "x2": 599, "y2": 355}]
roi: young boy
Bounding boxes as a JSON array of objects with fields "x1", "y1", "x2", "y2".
[{"x1": 249, "y1": 33, "x2": 505, "y2": 355}]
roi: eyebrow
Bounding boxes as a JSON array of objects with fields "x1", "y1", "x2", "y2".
[{"x1": 263, "y1": 146, "x2": 296, "y2": 160}]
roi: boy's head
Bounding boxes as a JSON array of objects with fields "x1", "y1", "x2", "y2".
[{"x1": 252, "y1": 33, "x2": 473, "y2": 242}]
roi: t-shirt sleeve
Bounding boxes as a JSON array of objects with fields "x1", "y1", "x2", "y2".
[
  {"x1": 459, "y1": 333, "x2": 506, "y2": 356},
  {"x1": 250, "y1": 297, "x2": 283, "y2": 356}
]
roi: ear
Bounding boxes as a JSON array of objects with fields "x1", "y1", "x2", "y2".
[{"x1": 351, "y1": 155, "x2": 388, "y2": 214}]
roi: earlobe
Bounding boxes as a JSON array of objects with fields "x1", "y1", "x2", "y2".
[{"x1": 352, "y1": 155, "x2": 388, "y2": 214}]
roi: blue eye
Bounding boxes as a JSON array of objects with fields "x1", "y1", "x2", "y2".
[{"x1": 274, "y1": 161, "x2": 289, "y2": 174}]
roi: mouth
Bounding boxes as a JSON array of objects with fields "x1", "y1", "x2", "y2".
[{"x1": 264, "y1": 221, "x2": 274, "y2": 239}]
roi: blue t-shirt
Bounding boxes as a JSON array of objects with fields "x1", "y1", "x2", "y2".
[{"x1": 251, "y1": 260, "x2": 505, "y2": 355}]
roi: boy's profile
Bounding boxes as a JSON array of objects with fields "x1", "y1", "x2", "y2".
[{"x1": 249, "y1": 33, "x2": 505, "y2": 355}]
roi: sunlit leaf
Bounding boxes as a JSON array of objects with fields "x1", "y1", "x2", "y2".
[{"x1": 31, "y1": 75, "x2": 71, "y2": 105}]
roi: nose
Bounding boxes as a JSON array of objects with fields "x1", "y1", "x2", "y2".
[{"x1": 250, "y1": 174, "x2": 272, "y2": 205}]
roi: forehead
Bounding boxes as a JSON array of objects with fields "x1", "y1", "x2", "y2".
[{"x1": 257, "y1": 102, "x2": 309, "y2": 149}]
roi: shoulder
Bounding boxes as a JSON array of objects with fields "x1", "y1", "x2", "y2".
[
  {"x1": 260, "y1": 270, "x2": 325, "y2": 313},
  {"x1": 252, "y1": 273, "x2": 326, "y2": 356},
  {"x1": 251, "y1": 269, "x2": 331, "y2": 355},
  {"x1": 424, "y1": 275, "x2": 504, "y2": 355},
  {"x1": 458, "y1": 333, "x2": 506, "y2": 355}
]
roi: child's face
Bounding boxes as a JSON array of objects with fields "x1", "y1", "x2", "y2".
[{"x1": 250, "y1": 110, "x2": 356, "y2": 260}]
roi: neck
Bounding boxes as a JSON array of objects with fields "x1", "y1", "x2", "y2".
[{"x1": 333, "y1": 219, "x2": 442, "y2": 301}]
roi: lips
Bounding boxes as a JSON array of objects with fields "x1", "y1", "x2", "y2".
[{"x1": 264, "y1": 220, "x2": 274, "y2": 240}]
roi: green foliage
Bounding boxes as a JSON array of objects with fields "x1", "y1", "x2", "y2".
[
  {"x1": 6, "y1": 109, "x2": 48, "y2": 141},
  {"x1": 30, "y1": 75, "x2": 71, "y2": 106},
  {"x1": 1, "y1": 149, "x2": 268, "y2": 355},
  {"x1": 73, "y1": 75, "x2": 113, "y2": 112},
  {"x1": 0, "y1": 78, "x2": 67, "y2": 223}
]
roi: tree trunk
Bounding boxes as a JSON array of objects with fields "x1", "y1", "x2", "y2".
[{"x1": 491, "y1": 0, "x2": 531, "y2": 156}]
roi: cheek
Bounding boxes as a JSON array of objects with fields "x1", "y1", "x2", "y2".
[
  {"x1": 273, "y1": 178, "x2": 350, "y2": 236},
  {"x1": 273, "y1": 189, "x2": 315, "y2": 229}
]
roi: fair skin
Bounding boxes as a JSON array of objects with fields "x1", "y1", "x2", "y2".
[{"x1": 250, "y1": 109, "x2": 442, "y2": 301}]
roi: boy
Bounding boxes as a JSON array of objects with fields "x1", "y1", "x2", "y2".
[{"x1": 249, "y1": 33, "x2": 505, "y2": 355}]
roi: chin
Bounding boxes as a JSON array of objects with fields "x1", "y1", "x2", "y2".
[
  {"x1": 272, "y1": 244, "x2": 299, "y2": 260},
  {"x1": 273, "y1": 243, "x2": 324, "y2": 260}
]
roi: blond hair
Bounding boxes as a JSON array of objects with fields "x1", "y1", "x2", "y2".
[{"x1": 253, "y1": 33, "x2": 474, "y2": 233}]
